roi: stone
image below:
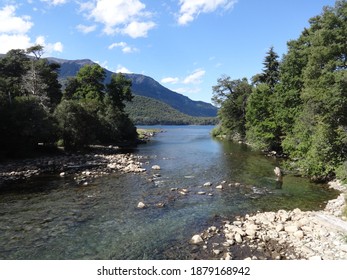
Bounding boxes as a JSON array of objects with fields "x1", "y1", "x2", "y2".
[
  {"x1": 293, "y1": 230, "x2": 304, "y2": 239},
  {"x1": 203, "y1": 182, "x2": 212, "y2": 187},
  {"x1": 274, "y1": 167, "x2": 282, "y2": 177},
  {"x1": 275, "y1": 224, "x2": 284, "y2": 232},
  {"x1": 224, "y1": 252, "x2": 232, "y2": 260},
  {"x1": 197, "y1": 191, "x2": 206, "y2": 195},
  {"x1": 226, "y1": 239, "x2": 235, "y2": 246},
  {"x1": 151, "y1": 165, "x2": 161, "y2": 170},
  {"x1": 59, "y1": 172, "x2": 66, "y2": 177},
  {"x1": 156, "y1": 202, "x2": 165, "y2": 208},
  {"x1": 235, "y1": 233, "x2": 243, "y2": 243},
  {"x1": 213, "y1": 249, "x2": 221, "y2": 256},
  {"x1": 137, "y1": 202, "x2": 147, "y2": 209},
  {"x1": 216, "y1": 185, "x2": 223, "y2": 189},
  {"x1": 191, "y1": 235, "x2": 204, "y2": 245},
  {"x1": 341, "y1": 245, "x2": 347, "y2": 253},
  {"x1": 245, "y1": 229, "x2": 256, "y2": 238},
  {"x1": 285, "y1": 225, "x2": 299, "y2": 233}
]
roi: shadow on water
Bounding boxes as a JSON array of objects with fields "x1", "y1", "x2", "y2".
[{"x1": 0, "y1": 125, "x2": 339, "y2": 259}]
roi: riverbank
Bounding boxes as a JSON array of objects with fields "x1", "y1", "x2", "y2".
[
  {"x1": 0, "y1": 128, "x2": 164, "y2": 188},
  {"x1": 0, "y1": 146, "x2": 147, "y2": 188},
  {"x1": 190, "y1": 179, "x2": 347, "y2": 260}
]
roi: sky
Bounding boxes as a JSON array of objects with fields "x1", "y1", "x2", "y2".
[{"x1": 0, "y1": 0, "x2": 337, "y2": 103}]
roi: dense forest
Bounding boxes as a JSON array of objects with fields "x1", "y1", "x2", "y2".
[
  {"x1": 0, "y1": 45, "x2": 137, "y2": 157},
  {"x1": 125, "y1": 95, "x2": 217, "y2": 125},
  {"x1": 212, "y1": 0, "x2": 347, "y2": 182}
]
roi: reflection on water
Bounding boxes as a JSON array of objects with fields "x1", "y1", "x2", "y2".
[{"x1": 0, "y1": 125, "x2": 339, "y2": 259}]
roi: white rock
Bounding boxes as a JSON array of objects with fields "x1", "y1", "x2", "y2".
[
  {"x1": 197, "y1": 191, "x2": 206, "y2": 195},
  {"x1": 151, "y1": 165, "x2": 161, "y2": 170},
  {"x1": 216, "y1": 185, "x2": 223, "y2": 189},
  {"x1": 235, "y1": 233, "x2": 243, "y2": 243},
  {"x1": 59, "y1": 172, "x2": 66, "y2": 177},
  {"x1": 137, "y1": 202, "x2": 147, "y2": 209},
  {"x1": 204, "y1": 182, "x2": 212, "y2": 187},
  {"x1": 294, "y1": 230, "x2": 304, "y2": 239},
  {"x1": 285, "y1": 225, "x2": 299, "y2": 233},
  {"x1": 276, "y1": 224, "x2": 284, "y2": 232},
  {"x1": 191, "y1": 235, "x2": 204, "y2": 245},
  {"x1": 213, "y1": 249, "x2": 221, "y2": 256}
]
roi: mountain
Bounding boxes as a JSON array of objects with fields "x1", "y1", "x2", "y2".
[
  {"x1": 125, "y1": 95, "x2": 217, "y2": 125},
  {"x1": 47, "y1": 57, "x2": 218, "y2": 117}
]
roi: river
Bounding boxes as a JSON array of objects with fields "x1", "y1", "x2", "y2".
[{"x1": 0, "y1": 125, "x2": 338, "y2": 259}]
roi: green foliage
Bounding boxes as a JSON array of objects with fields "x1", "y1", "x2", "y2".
[
  {"x1": 0, "y1": 46, "x2": 139, "y2": 156},
  {"x1": 245, "y1": 84, "x2": 281, "y2": 151},
  {"x1": 212, "y1": 76, "x2": 252, "y2": 140},
  {"x1": 125, "y1": 95, "x2": 217, "y2": 125},
  {"x1": 105, "y1": 73, "x2": 133, "y2": 110},
  {"x1": 71, "y1": 64, "x2": 106, "y2": 102},
  {"x1": 54, "y1": 100, "x2": 97, "y2": 150},
  {"x1": 0, "y1": 96, "x2": 57, "y2": 156},
  {"x1": 214, "y1": 0, "x2": 347, "y2": 181}
]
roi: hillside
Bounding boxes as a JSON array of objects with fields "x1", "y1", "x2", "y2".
[
  {"x1": 47, "y1": 57, "x2": 217, "y2": 118},
  {"x1": 125, "y1": 95, "x2": 217, "y2": 125}
]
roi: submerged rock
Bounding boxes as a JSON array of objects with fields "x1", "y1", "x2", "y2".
[{"x1": 137, "y1": 202, "x2": 147, "y2": 209}]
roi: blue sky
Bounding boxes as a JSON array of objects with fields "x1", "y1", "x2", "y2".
[{"x1": 0, "y1": 0, "x2": 336, "y2": 103}]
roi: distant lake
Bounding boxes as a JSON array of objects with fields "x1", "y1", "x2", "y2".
[{"x1": 0, "y1": 125, "x2": 338, "y2": 259}]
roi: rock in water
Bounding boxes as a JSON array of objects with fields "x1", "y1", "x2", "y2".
[
  {"x1": 152, "y1": 165, "x2": 161, "y2": 170},
  {"x1": 191, "y1": 235, "x2": 204, "y2": 245},
  {"x1": 274, "y1": 167, "x2": 282, "y2": 177},
  {"x1": 137, "y1": 202, "x2": 147, "y2": 209}
]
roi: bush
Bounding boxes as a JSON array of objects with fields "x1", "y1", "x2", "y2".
[
  {"x1": 0, "y1": 96, "x2": 57, "y2": 156},
  {"x1": 54, "y1": 100, "x2": 98, "y2": 151}
]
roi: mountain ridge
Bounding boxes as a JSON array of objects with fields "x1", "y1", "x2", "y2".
[{"x1": 46, "y1": 57, "x2": 217, "y2": 117}]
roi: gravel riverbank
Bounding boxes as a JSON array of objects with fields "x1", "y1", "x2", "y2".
[
  {"x1": 190, "y1": 180, "x2": 347, "y2": 260},
  {"x1": 0, "y1": 146, "x2": 146, "y2": 188}
]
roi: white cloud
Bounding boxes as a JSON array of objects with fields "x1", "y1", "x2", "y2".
[
  {"x1": 115, "y1": 64, "x2": 132, "y2": 74},
  {"x1": 183, "y1": 69, "x2": 206, "y2": 84},
  {"x1": 108, "y1": 42, "x2": 138, "y2": 53},
  {"x1": 0, "y1": 34, "x2": 32, "y2": 53},
  {"x1": 76, "y1": 24, "x2": 97, "y2": 34},
  {"x1": 0, "y1": 5, "x2": 34, "y2": 53},
  {"x1": 122, "y1": 21, "x2": 156, "y2": 38},
  {"x1": 161, "y1": 77, "x2": 180, "y2": 84},
  {"x1": 177, "y1": 0, "x2": 237, "y2": 25},
  {"x1": 84, "y1": 0, "x2": 155, "y2": 38},
  {"x1": 35, "y1": 35, "x2": 64, "y2": 55},
  {"x1": 0, "y1": 5, "x2": 33, "y2": 34},
  {"x1": 41, "y1": 0, "x2": 68, "y2": 5}
]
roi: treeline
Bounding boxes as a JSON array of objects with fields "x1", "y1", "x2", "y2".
[
  {"x1": 212, "y1": 0, "x2": 347, "y2": 182},
  {"x1": 125, "y1": 95, "x2": 218, "y2": 125},
  {"x1": 0, "y1": 45, "x2": 137, "y2": 157}
]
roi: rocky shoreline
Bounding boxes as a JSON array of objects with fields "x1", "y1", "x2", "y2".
[
  {"x1": 190, "y1": 180, "x2": 347, "y2": 260},
  {"x1": 0, "y1": 145, "x2": 146, "y2": 188}
]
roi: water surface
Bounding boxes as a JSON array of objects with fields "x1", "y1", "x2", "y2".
[{"x1": 0, "y1": 125, "x2": 338, "y2": 259}]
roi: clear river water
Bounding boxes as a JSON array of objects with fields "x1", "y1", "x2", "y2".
[{"x1": 0, "y1": 125, "x2": 339, "y2": 259}]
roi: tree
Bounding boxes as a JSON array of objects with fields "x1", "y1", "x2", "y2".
[
  {"x1": 245, "y1": 84, "x2": 281, "y2": 151},
  {"x1": 282, "y1": 0, "x2": 347, "y2": 180},
  {"x1": 105, "y1": 73, "x2": 133, "y2": 110},
  {"x1": 245, "y1": 47, "x2": 281, "y2": 151},
  {"x1": 0, "y1": 49, "x2": 29, "y2": 103},
  {"x1": 258, "y1": 46, "x2": 280, "y2": 90},
  {"x1": 22, "y1": 45, "x2": 62, "y2": 110},
  {"x1": 72, "y1": 64, "x2": 106, "y2": 102},
  {"x1": 211, "y1": 76, "x2": 252, "y2": 139}
]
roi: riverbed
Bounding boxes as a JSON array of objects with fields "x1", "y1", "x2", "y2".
[{"x1": 0, "y1": 125, "x2": 339, "y2": 259}]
